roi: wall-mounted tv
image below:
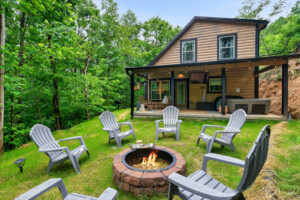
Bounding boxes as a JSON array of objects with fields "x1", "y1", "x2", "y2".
[{"x1": 190, "y1": 72, "x2": 206, "y2": 83}]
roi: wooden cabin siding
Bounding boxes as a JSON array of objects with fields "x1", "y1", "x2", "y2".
[
  {"x1": 146, "y1": 66, "x2": 254, "y2": 109},
  {"x1": 153, "y1": 22, "x2": 256, "y2": 66}
]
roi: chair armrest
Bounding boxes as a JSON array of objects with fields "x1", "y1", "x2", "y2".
[
  {"x1": 168, "y1": 173, "x2": 236, "y2": 200},
  {"x1": 211, "y1": 130, "x2": 240, "y2": 138},
  {"x1": 57, "y1": 136, "x2": 85, "y2": 145},
  {"x1": 202, "y1": 153, "x2": 245, "y2": 172},
  {"x1": 155, "y1": 120, "x2": 163, "y2": 124},
  {"x1": 177, "y1": 120, "x2": 183, "y2": 130},
  {"x1": 155, "y1": 120, "x2": 163, "y2": 129},
  {"x1": 201, "y1": 125, "x2": 225, "y2": 133},
  {"x1": 97, "y1": 187, "x2": 118, "y2": 200},
  {"x1": 118, "y1": 122, "x2": 131, "y2": 126},
  {"x1": 15, "y1": 178, "x2": 69, "y2": 200},
  {"x1": 119, "y1": 122, "x2": 134, "y2": 131},
  {"x1": 39, "y1": 146, "x2": 69, "y2": 153}
]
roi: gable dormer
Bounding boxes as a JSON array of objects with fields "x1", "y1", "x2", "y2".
[{"x1": 150, "y1": 16, "x2": 268, "y2": 66}]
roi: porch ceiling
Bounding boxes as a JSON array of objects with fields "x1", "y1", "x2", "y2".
[{"x1": 126, "y1": 54, "x2": 300, "y2": 74}]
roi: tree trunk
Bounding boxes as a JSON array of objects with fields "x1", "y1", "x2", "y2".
[
  {"x1": 0, "y1": 4, "x2": 5, "y2": 155},
  {"x1": 10, "y1": 12, "x2": 28, "y2": 135},
  {"x1": 48, "y1": 35, "x2": 63, "y2": 130},
  {"x1": 106, "y1": 31, "x2": 110, "y2": 105},
  {"x1": 84, "y1": 55, "x2": 91, "y2": 120},
  {"x1": 261, "y1": 36, "x2": 271, "y2": 56}
]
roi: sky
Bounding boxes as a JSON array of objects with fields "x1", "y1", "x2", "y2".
[{"x1": 92, "y1": 0, "x2": 296, "y2": 28}]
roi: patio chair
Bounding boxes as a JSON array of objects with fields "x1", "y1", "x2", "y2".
[
  {"x1": 156, "y1": 106, "x2": 182, "y2": 141},
  {"x1": 196, "y1": 109, "x2": 247, "y2": 153},
  {"x1": 15, "y1": 178, "x2": 118, "y2": 200},
  {"x1": 168, "y1": 125, "x2": 271, "y2": 200},
  {"x1": 30, "y1": 124, "x2": 90, "y2": 174},
  {"x1": 99, "y1": 111, "x2": 136, "y2": 147}
]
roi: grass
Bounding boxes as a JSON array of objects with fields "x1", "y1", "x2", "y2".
[
  {"x1": 0, "y1": 109, "x2": 297, "y2": 200},
  {"x1": 275, "y1": 120, "x2": 300, "y2": 199}
]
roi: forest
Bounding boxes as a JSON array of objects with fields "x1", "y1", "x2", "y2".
[{"x1": 0, "y1": 0, "x2": 299, "y2": 153}]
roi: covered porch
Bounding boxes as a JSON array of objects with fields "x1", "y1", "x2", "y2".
[
  {"x1": 134, "y1": 109, "x2": 286, "y2": 120},
  {"x1": 126, "y1": 54, "x2": 298, "y2": 120}
]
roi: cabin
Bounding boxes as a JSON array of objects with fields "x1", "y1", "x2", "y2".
[{"x1": 125, "y1": 16, "x2": 300, "y2": 120}]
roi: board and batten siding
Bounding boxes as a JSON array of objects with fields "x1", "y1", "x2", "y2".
[
  {"x1": 147, "y1": 67, "x2": 254, "y2": 109},
  {"x1": 153, "y1": 21, "x2": 256, "y2": 66}
]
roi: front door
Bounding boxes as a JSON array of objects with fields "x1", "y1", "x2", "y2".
[{"x1": 175, "y1": 80, "x2": 188, "y2": 109}]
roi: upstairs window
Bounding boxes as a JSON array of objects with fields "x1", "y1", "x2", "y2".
[
  {"x1": 181, "y1": 39, "x2": 196, "y2": 63},
  {"x1": 151, "y1": 80, "x2": 170, "y2": 100},
  {"x1": 218, "y1": 34, "x2": 236, "y2": 60}
]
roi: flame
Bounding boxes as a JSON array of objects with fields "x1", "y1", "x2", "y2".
[{"x1": 142, "y1": 150, "x2": 158, "y2": 167}]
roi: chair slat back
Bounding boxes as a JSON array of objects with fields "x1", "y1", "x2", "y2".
[
  {"x1": 222, "y1": 109, "x2": 247, "y2": 141},
  {"x1": 163, "y1": 106, "x2": 179, "y2": 127},
  {"x1": 30, "y1": 124, "x2": 63, "y2": 160},
  {"x1": 99, "y1": 111, "x2": 120, "y2": 137},
  {"x1": 236, "y1": 125, "x2": 271, "y2": 192}
]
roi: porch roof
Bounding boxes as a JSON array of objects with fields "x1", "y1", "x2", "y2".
[{"x1": 125, "y1": 54, "x2": 300, "y2": 74}]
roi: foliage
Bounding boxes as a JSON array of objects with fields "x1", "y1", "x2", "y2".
[
  {"x1": 260, "y1": 2, "x2": 300, "y2": 56},
  {"x1": 2, "y1": 0, "x2": 181, "y2": 150},
  {"x1": 237, "y1": 0, "x2": 299, "y2": 56}
]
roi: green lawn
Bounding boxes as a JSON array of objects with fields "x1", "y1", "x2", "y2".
[
  {"x1": 0, "y1": 109, "x2": 297, "y2": 200},
  {"x1": 275, "y1": 120, "x2": 300, "y2": 199}
]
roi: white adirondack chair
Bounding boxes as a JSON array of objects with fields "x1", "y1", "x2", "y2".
[
  {"x1": 156, "y1": 106, "x2": 182, "y2": 141},
  {"x1": 99, "y1": 111, "x2": 136, "y2": 147},
  {"x1": 196, "y1": 109, "x2": 247, "y2": 153},
  {"x1": 30, "y1": 124, "x2": 90, "y2": 174},
  {"x1": 168, "y1": 125, "x2": 271, "y2": 200},
  {"x1": 15, "y1": 178, "x2": 118, "y2": 200}
]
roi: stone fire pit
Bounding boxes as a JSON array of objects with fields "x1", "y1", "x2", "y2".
[{"x1": 112, "y1": 146, "x2": 187, "y2": 197}]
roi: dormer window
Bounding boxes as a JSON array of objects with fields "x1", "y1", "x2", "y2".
[
  {"x1": 181, "y1": 39, "x2": 197, "y2": 63},
  {"x1": 218, "y1": 33, "x2": 237, "y2": 60}
]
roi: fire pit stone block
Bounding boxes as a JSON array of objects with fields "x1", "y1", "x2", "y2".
[
  {"x1": 112, "y1": 147, "x2": 187, "y2": 197},
  {"x1": 121, "y1": 169, "x2": 143, "y2": 186},
  {"x1": 112, "y1": 162, "x2": 127, "y2": 179},
  {"x1": 141, "y1": 172, "x2": 167, "y2": 186}
]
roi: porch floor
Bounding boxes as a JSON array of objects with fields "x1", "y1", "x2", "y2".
[{"x1": 134, "y1": 109, "x2": 286, "y2": 120}]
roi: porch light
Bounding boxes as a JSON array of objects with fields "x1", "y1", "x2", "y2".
[
  {"x1": 176, "y1": 72, "x2": 185, "y2": 79},
  {"x1": 134, "y1": 78, "x2": 141, "y2": 91},
  {"x1": 14, "y1": 158, "x2": 26, "y2": 173}
]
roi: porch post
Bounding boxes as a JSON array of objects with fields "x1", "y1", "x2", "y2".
[
  {"x1": 221, "y1": 68, "x2": 226, "y2": 115},
  {"x1": 171, "y1": 71, "x2": 175, "y2": 106},
  {"x1": 130, "y1": 73, "x2": 134, "y2": 119},
  {"x1": 282, "y1": 64, "x2": 288, "y2": 117},
  {"x1": 255, "y1": 66, "x2": 259, "y2": 98},
  {"x1": 144, "y1": 79, "x2": 148, "y2": 100}
]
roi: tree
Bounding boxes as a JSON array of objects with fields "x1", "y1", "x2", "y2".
[
  {"x1": 0, "y1": 2, "x2": 5, "y2": 155},
  {"x1": 237, "y1": 0, "x2": 299, "y2": 56},
  {"x1": 76, "y1": 0, "x2": 99, "y2": 120},
  {"x1": 0, "y1": 0, "x2": 184, "y2": 151},
  {"x1": 237, "y1": 0, "x2": 287, "y2": 19}
]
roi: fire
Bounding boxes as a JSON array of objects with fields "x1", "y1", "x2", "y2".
[{"x1": 142, "y1": 150, "x2": 158, "y2": 168}]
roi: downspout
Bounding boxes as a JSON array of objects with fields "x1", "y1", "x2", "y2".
[{"x1": 126, "y1": 69, "x2": 134, "y2": 119}]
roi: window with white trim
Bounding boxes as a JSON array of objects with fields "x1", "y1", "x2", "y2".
[
  {"x1": 219, "y1": 35, "x2": 236, "y2": 59},
  {"x1": 181, "y1": 40, "x2": 196, "y2": 62},
  {"x1": 151, "y1": 80, "x2": 170, "y2": 100}
]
